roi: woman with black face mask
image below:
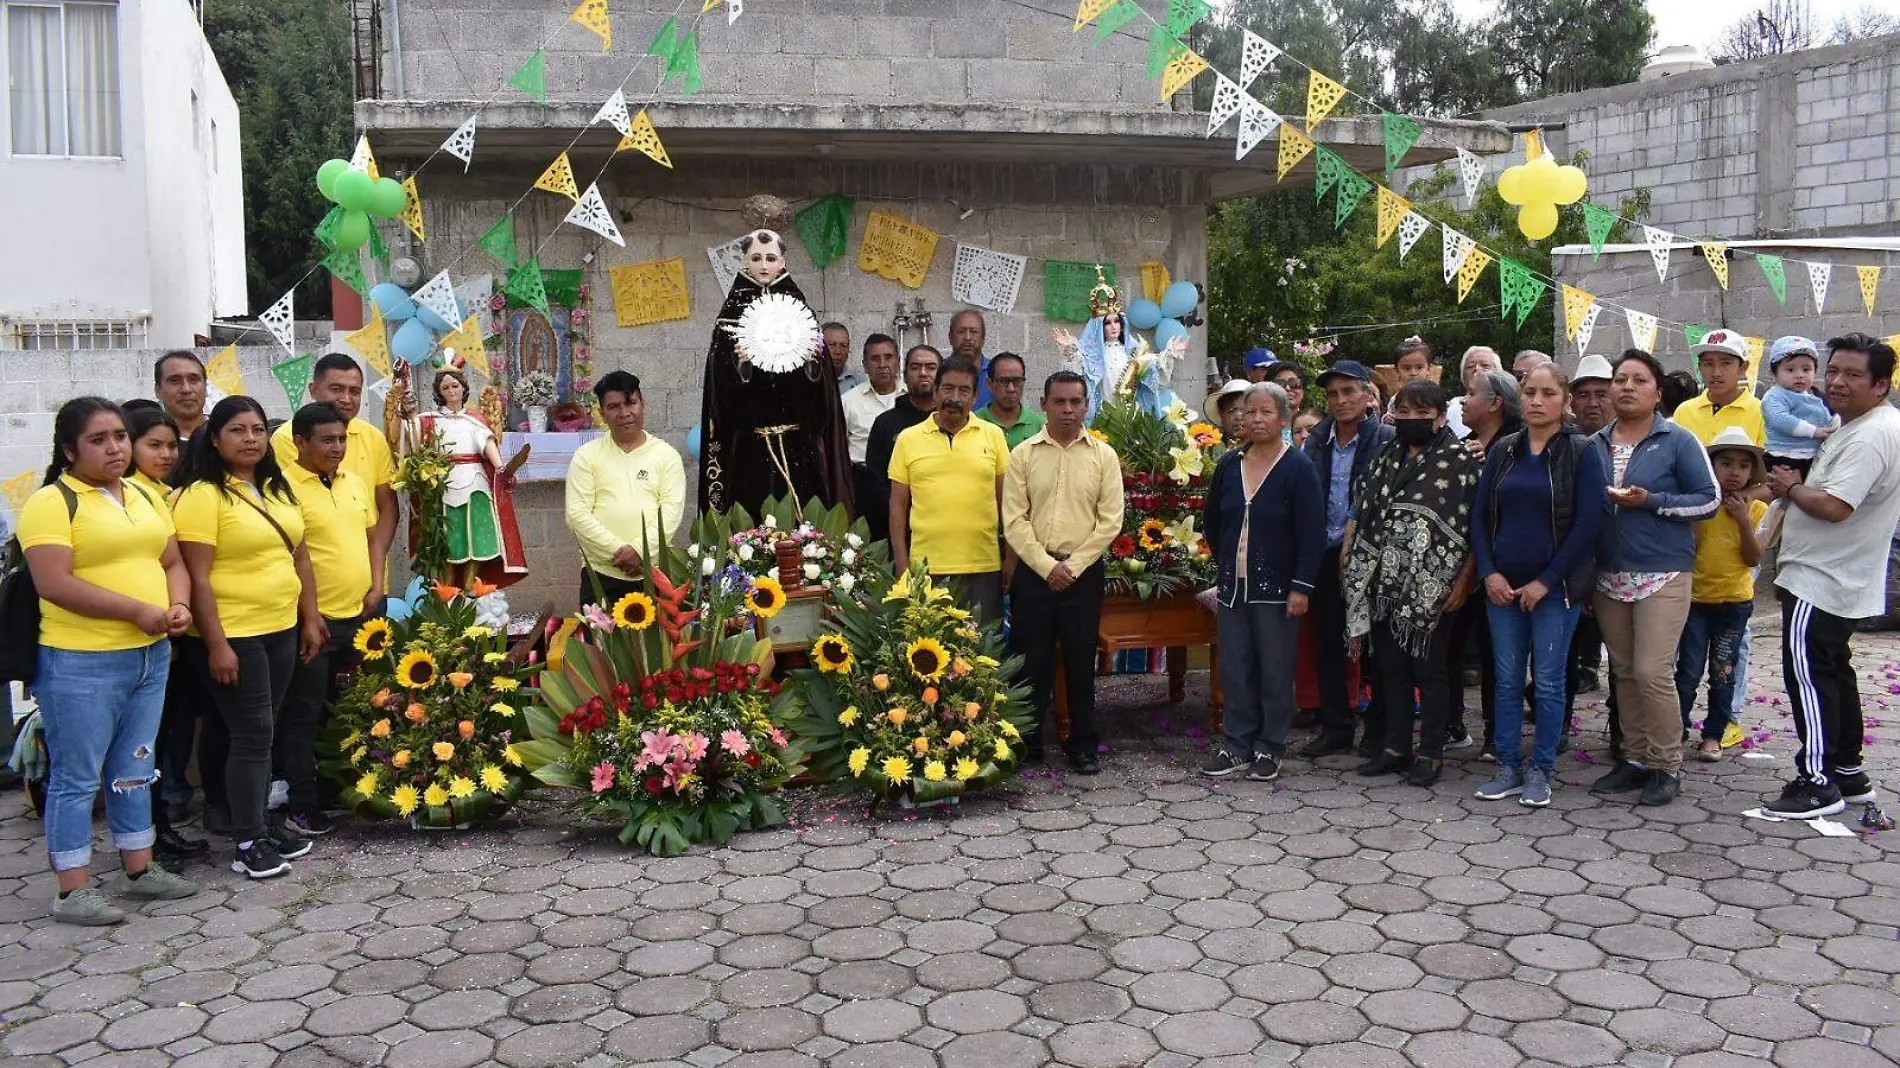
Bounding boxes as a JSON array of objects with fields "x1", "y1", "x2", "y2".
[{"x1": 1339, "y1": 381, "x2": 1481, "y2": 786}]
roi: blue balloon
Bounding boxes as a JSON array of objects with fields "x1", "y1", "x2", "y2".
[
  {"x1": 413, "y1": 298, "x2": 458, "y2": 334},
  {"x1": 391, "y1": 317, "x2": 437, "y2": 365},
  {"x1": 370, "y1": 283, "x2": 418, "y2": 321},
  {"x1": 1154, "y1": 318, "x2": 1190, "y2": 352},
  {"x1": 383, "y1": 576, "x2": 429, "y2": 622},
  {"x1": 685, "y1": 423, "x2": 703, "y2": 461},
  {"x1": 1160, "y1": 280, "x2": 1201, "y2": 320},
  {"x1": 1126, "y1": 299, "x2": 1163, "y2": 331}
]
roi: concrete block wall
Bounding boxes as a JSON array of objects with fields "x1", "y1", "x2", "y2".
[
  {"x1": 389, "y1": 0, "x2": 1170, "y2": 111},
  {"x1": 1485, "y1": 35, "x2": 1900, "y2": 240},
  {"x1": 1550, "y1": 244, "x2": 1899, "y2": 375}
]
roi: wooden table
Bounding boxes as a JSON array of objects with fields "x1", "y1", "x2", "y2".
[{"x1": 1052, "y1": 593, "x2": 1223, "y2": 742}]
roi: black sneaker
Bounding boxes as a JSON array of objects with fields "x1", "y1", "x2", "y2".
[
  {"x1": 1590, "y1": 761, "x2": 1647, "y2": 795},
  {"x1": 1356, "y1": 752, "x2": 1410, "y2": 777},
  {"x1": 155, "y1": 829, "x2": 209, "y2": 865},
  {"x1": 1765, "y1": 779, "x2": 1846, "y2": 819},
  {"x1": 1200, "y1": 748, "x2": 1247, "y2": 778},
  {"x1": 1639, "y1": 770, "x2": 1680, "y2": 807},
  {"x1": 283, "y1": 809, "x2": 334, "y2": 837},
  {"x1": 1405, "y1": 758, "x2": 1442, "y2": 787},
  {"x1": 269, "y1": 827, "x2": 313, "y2": 860},
  {"x1": 1247, "y1": 753, "x2": 1281, "y2": 782},
  {"x1": 1300, "y1": 733, "x2": 1355, "y2": 759},
  {"x1": 231, "y1": 840, "x2": 291, "y2": 880},
  {"x1": 1837, "y1": 773, "x2": 1877, "y2": 804},
  {"x1": 1068, "y1": 751, "x2": 1101, "y2": 776}
]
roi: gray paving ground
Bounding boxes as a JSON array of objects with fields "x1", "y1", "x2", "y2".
[{"x1": 3, "y1": 621, "x2": 1900, "y2": 1067}]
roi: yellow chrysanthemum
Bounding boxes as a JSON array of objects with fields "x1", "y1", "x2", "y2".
[
  {"x1": 464, "y1": 625, "x2": 495, "y2": 639},
  {"x1": 994, "y1": 739, "x2": 1012, "y2": 762},
  {"x1": 355, "y1": 771, "x2": 380, "y2": 798},
  {"x1": 396, "y1": 648, "x2": 439, "y2": 689},
  {"x1": 955, "y1": 758, "x2": 981, "y2": 781},
  {"x1": 480, "y1": 765, "x2": 508, "y2": 792},
  {"x1": 423, "y1": 783, "x2": 449, "y2": 807},
  {"x1": 338, "y1": 730, "x2": 362, "y2": 751},
  {"x1": 448, "y1": 776, "x2": 477, "y2": 800},
  {"x1": 391, "y1": 784, "x2": 420, "y2": 816},
  {"x1": 848, "y1": 747, "x2": 871, "y2": 777},
  {"x1": 350, "y1": 746, "x2": 368, "y2": 766},
  {"x1": 504, "y1": 744, "x2": 523, "y2": 767},
  {"x1": 354, "y1": 618, "x2": 394, "y2": 660},
  {"x1": 483, "y1": 652, "x2": 506, "y2": 664},
  {"x1": 812, "y1": 634, "x2": 855, "y2": 674},
  {"x1": 923, "y1": 760, "x2": 947, "y2": 782},
  {"x1": 492, "y1": 702, "x2": 517, "y2": 718},
  {"x1": 1087, "y1": 428, "x2": 1109, "y2": 442},
  {"x1": 881, "y1": 755, "x2": 913, "y2": 784},
  {"x1": 492, "y1": 677, "x2": 520, "y2": 693},
  {"x1": 1138, "y1": 518, "x2": 1171, "y2": 552},
  {"x1": 905, "y1": 637, "x2": 949, "y2": 683},
  {"x1": 1000, "y1": 720, "x2": 1020, "y2": 740},
  {"x1": 837, "y1": 706, "x2": 860, "y2": 727},
  {"x1": 612, "y1": 591, "x2": 658, "y2": 631},
  {"x1": 432, "y1": 741, "x2": 455, "y2": 761},
  {"x1": 746, "y1": 576, "x2": 786, "y2": 619}
]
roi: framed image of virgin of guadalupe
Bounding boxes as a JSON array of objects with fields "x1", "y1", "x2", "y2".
[{"x1": 505, "y1": 308, "x2": 572, "y2": 429}]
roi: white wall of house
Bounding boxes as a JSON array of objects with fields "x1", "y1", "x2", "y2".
[{"x1": 0, "y1": 0, "x2": 244, "y2": 350}]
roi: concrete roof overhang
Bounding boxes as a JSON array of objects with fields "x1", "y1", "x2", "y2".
[{"x1": 357, "y1": 100, "x2": 1515, "y2": 202}]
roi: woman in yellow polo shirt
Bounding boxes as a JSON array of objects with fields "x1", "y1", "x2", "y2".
[
  {"x1": 173, "y1": 396, "x2": 325, "y2": 880},
  {"x1": 21, "y1": 397, "x2": 200, "y2": 925}
]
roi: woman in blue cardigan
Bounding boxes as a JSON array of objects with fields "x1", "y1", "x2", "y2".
[
  {"x1": 1201, "y1": 383, "x2": 1325, "y2": 784},
  {"x1": 1589, "y1": 350, "x2": 1720, "y2": 807}
]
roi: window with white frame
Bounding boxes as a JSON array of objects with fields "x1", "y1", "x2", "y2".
[
  {"x1": 5, "y1": 1, "x2": 121, "y2": 157},
  {"x1": 4, "y1": 318, "x2": 146, "y2": 350}
]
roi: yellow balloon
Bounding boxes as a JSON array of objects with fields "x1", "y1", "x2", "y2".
[{"x1": 1518, "y1": 202, "x2": 1559, "y2": 240}]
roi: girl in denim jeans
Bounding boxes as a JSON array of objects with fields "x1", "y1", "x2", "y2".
[{"x1": 20, "y1": 397, "x2": 198, "y2": 924}]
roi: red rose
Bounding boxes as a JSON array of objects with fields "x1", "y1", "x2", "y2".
[
  {"x1": 643, "y1": 776, "x2": 664, "y2": 797},
  {"x1": 744, "y1": 752, "x2": 762, "y2": 768}
]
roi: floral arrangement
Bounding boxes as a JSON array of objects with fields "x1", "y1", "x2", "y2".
[
  {"x1": 519, "y1": 557, "x2": 799, "y2": 856},
  {"x1": 784, "y1": 565, "x2": 1036, "y2": 807},
  {"x1": 394, "y1": 429, "x2": 453, "y2": 584},
  {"x1": 513, "y1": 370, "x2": 556, "y2": 408},
  {"x1": 686, "y1": 494, "x2": 888, "y2": 604},
  {"x1": 1090, "y1": 399, "x2": 1223, "y2": 600},
  {"x1": 324, "y1": 583, "x2": 536, "y2": 827},
  {"x1": 569, "y1": 285, "x2": 599, "y2": 427}
]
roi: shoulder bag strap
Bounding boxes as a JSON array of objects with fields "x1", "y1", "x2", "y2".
[{"x1": 226, "y1": 482, "x2": 297, "y2": 556}]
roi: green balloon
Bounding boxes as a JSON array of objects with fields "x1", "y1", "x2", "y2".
[
  {"x1": 333, "y1": 169, "x2": 375, "y2": 212},
  {"x1": 367, "y1": 176, "x2": 408, "y2": 219},
  {"x1": 316, "y1": 158, "x2": 350, "y2": 201},
  {"x1": 334, "y1": 209, "x2": 372, "y2": 252}
]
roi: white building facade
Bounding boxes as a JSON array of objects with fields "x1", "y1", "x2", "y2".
[{"x1": 0, "y1": 0, "x2": 245, "y2": 351}]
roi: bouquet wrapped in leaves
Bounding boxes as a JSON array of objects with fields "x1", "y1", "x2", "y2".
[
  {"x1": 1090, "y1": 399, "x2": 1225, "y2": 600},
  {"x1": 325, "y1": 583, "x2": 536, "y2": 827},
  {"x1": 518, "y1": 560, "x2": 800, "y2": 856},
  {"x1": 785, "y1": 565, "x2": 1036, "y2": 806},
  {"x1": 684, "y1": 493, "x2": 888, "y2": 604}
]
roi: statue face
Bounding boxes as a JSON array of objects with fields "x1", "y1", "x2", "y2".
[
  {"x1": 1104, "y1": 315, "x2": 1123, "y2": 343},
  {"x1": 742, "y1": 230, "x2": 786, "y2": 285}
]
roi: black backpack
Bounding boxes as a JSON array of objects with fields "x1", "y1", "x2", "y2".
[{"x1": 0, "y1": 480, "x2": 155, "y2": 684}]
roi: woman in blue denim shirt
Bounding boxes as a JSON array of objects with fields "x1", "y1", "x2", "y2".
[{"x1": 1199, "y1": 383, "x2": 1325, "y2": 784}]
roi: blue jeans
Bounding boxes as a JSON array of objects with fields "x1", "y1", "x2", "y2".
[
  {"x1": 37, "y1": 642, "x2": 170, "y2": 871},
  {"x1": 1488, "y1": 598, "x2": 1581, "y2": 773},
  {"x1": 1677, "y1": 600, "x2": 1753, "y2": 739}
]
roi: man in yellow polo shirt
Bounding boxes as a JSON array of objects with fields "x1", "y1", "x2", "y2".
[
  {"x1": 271, "y1": 353, "x2": 398, "y2": 609},
  {"x1": 565, "y1": 372, "x2": 687, "y2": 607},
  {"x1": 889, "y1": 354, "x2": 1012, "y2": 624},
  {"x1": 277, "y1": 403, "x2": 376, "y2": 837}
]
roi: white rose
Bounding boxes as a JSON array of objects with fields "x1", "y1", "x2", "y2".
[
  {"x1": 803, "y1": 562, "x2": 821, "y2": 581},
  {"x1": 838, "y1": 573, "x2": 856, "y2": 591},
  {"x1": 762, "y1": 515, "x2": 778, "y2": 530},
  {"x1": 738, "y1": 543, "x2": 754, "y2": 562},
  {"x1": 841, "y1": 548, "x2": 856, "y2": 566},
  {"x1": 846, "y1": 533, "x2": 864, "y2": 548},
  {"x1": 802, "y1": 542, "x2": 823, "y2": 558},
  {"x1": 701, "y1": 556, "x2": 716, "y2": 576}
]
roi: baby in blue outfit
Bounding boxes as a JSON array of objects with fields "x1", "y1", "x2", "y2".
[{"x1": 1762, "y1": 335, "x2": 1834, "y2": 477}]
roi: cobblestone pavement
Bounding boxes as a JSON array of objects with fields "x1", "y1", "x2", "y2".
[{"x1": 4, "y1": 624, "x2": 1900, "y2": 1067}]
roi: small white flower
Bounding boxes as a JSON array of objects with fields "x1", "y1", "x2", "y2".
[
  {"x1": 838, "y1": 573, "x2": 856, "y2": 592},
  {"x1": 761, "y1": 515, "x2": 777, "y2": 530},
  {"x1": 701, "y1": 556, "x2": 716, "y2": 576},
  {"x1": 738, "y1": 544, "x2": 754, "y2": 562},
  {"x1": 803, "y1": 562, "x2": 822, "y2": 581},
  {"x1": 688, "y1": 543, "x2": 700, "y2": 557},
  {"x1": 846, "y1": 533, "x2": 864, "y2": 548},
  {"x1": 841, "y1": 548, "x2": 856, "y2": 566},
  {"x1": 802, "y1": 542, "x2": 823, "y2": 558}
]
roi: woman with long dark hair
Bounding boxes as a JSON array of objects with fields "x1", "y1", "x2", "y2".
[
  {"x1": 20, "y1": 397, "x2": 199, "y2": 923},
  {"x1": 172, "y1": 396, "x2": 325, "y2": 879}
]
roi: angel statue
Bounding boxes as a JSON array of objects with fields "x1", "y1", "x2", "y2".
[
  {"x1": 391, "y1": 367, "x2": 528, "y2": 589},
  {"x1": 1053, "y1": 268, "x2": 1189, "y2": 424},
  {"x1": 696, "y1": 207, "x2": 853, "y2": 517}
]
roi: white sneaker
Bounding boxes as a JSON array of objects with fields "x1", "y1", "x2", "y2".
[{"x1": 267, "y1": 779, "x2": 289, "y2": 811}]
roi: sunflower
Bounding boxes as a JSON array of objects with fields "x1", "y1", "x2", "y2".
[
  {"x1": 355, "y1": 619, "x2": 394, "y2": 660},
  {"x1": 396, "y1": 648, "x2": 439, "y2": 689},
  {"x1": 612, "y1": 591, "x2": 657, "y2": 631},
  {"x1": 391, "y1": 784, "x2": 420, "y2": 816},
  {"x1": 480, "y1": 765, "x2": 509, "y2": 792},
  {"x1": 881, "y1": 755, "x2": 914, "y2": 784},
  {"x1": 1137, "y1": 518, "x2": 1172, "y2": 551},
  {"x1": 746, "y1": 576, "x2": 786, "y2": 619},
  {"x1": 1187, "y1": 421, "x2": 1223, "y2": 448},
  {"x1": 812, "y1": 634, "x2": 855, "y2": 674},
  {"x1": 423, "y1": 783, "x2": 449, "y2": 807},
  {"x1": 905, "y1": 637, "x2": 949, "y2": 683}
]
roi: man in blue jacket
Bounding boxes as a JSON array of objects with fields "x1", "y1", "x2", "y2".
[{"x1": 1299, "y1": 361, "x2": 1397, "y2": 758}]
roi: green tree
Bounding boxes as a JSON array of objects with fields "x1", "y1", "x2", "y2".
[
  {"x1": 204, "y1": 0, "x2": 353, "y2": 316},
  {"x1": 1485, "y1": 0, "x2": 1655, "y2": 98}
]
